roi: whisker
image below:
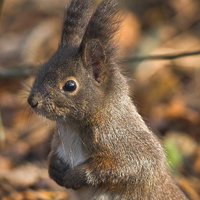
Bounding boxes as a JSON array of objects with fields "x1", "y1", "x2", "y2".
[
  {"x1": 0, "y1": 70, "x2": 32, "y2": 93},
  {"x1": 22, "y1": 48, "x2": 43, "y2": 68},
  {"x1": 20, "y1": 79, "x2": 32, "y2": 90},
  {"x1": 15, "y1": 95, "x2": 28, "y2": 99},
  {"x1": 79, "y1": 137, "x2": 89, "y2": 152},
  {"x1": 57, "y1": 127, "x2": 67, "y2": 157},
  {"x1": 0, "y1": 85, "x2": 30, "y2": 93},
  {"x1": 17, "y1": 97, "x2": 27, "y2": 107},
  {"x1": 23, "y1": 61, "x2": 40, "y2": 69},
  {"x1": 26, "y1": 107, "x2": 34, "y2": 129},
  {"x1": 21, "y1": 104, "x2": 30, "y2": 125},
  {"x1": 66, "y1": 129, "x2": 74, "y2": 168}
]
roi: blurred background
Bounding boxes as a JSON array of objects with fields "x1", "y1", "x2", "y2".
[{"x1": 0, "y1": 0, "x2": 200, "y2": 199}]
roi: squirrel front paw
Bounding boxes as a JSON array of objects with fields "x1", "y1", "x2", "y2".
[
  {"x1": 49, "y1": 157, "x2": 70, "y2": 186},
  {"x1": 63, "y1": 167, "x2": 87, "y2": 190}
]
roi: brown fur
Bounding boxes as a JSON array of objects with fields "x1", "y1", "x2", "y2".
[{"x1": 27, "y1": 0, "x2": 188, "y2": 199}]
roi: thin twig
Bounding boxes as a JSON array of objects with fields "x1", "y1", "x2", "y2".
[{"x1": 119, "y1": 50, "x2": 200, "y2": 63}]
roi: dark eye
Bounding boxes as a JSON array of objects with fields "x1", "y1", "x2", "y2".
[{"x1": 63, "y1": 80, "x2": 77, "y2": 92}]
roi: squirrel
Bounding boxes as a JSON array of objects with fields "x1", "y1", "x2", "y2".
[{"x1": 27, "y1": 0, "x2": 188, "y2": 199}]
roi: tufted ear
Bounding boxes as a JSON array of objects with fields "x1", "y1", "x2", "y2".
[
  {"x1": 60, "y1": 0, "x2": 92, "y2": 47},
  {"x1": 79, "y1": 0, "x2": 122, "y2": 82},
  {"x1": 82, "y1": 39, "x2": 106, "y2": 83}
]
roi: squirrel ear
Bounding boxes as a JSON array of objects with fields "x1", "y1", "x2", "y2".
[
  {"x1": 82, "y1": 39, "x2": 106, "y2": 83},
  {"x1": 60, "y1": 0, "x2": 91, "y2": 47}
]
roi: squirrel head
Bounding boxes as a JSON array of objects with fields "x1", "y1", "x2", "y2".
[{"x1": 28, "y1": 0, "x2": 124, "y2": 123}]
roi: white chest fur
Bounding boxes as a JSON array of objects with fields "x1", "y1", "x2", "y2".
[
  {"x1": 56, "y1": 122, "x2": 87, "y2": 168},
  {"x1": 55, "y1": 122, "x2": 112, "y2": 200}
]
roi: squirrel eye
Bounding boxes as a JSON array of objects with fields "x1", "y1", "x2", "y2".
[{"x1": 63, "y1": 80, "x2": 77, "y2": 92}]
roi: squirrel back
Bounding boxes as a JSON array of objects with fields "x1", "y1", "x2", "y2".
[{"x1": 27, "y1": 0, "x2": 188, "y2": 199}]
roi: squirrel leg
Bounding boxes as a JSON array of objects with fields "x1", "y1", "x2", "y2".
[{"x1": 63, "y1": 155, "x2": 124, "y2": 191}]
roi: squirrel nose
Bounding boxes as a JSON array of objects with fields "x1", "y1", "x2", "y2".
[{"x1": 27, "y1": 92, "x2": 39, "y2": 108}]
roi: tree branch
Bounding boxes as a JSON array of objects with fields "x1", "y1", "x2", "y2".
[
  {"x1": 119, "y1": 50, "x2": 200, "y2": 63},
  {"x1": 0, "y1": 50, "x2": 200, "y2": 78}
]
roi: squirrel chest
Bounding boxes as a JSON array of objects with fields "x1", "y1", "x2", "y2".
[
  {"x1": 55, "y1": 122, "x2": 116, "y2": 200},
  {"x1": 56, "y1": 122, "x2": 87, "y2": 168}
]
